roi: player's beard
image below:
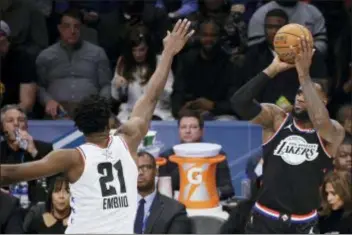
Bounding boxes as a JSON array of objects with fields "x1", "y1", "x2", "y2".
[{"x1": 292, "y1": 108, "x2": 310, "y2": 122}]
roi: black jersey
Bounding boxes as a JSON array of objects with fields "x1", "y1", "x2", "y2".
[{"x1": 257, "y1": 114, "x2": 333, "y2": 214}]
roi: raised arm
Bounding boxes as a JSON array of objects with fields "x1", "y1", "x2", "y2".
[
  {"x1": 0, "y1": 149, "x2": 78, "y2": 187},
  {"x1": 117, "y1": 19, "x2": 194, "y2": 157},
  {"x1": 231, "y1": 56, "x2": 293, "y2": 131},
  {"x1": 293, "y1": 36, "x2": 345, "y2": 153}
]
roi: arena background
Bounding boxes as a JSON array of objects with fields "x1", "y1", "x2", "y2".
[{"x1": 28, "y1": 120, "x2": 263, "y2": 196}]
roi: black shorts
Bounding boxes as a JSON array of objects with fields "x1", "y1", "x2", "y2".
[{"x1": 245, "y1": 203, "x2": 319, "y2": 234}]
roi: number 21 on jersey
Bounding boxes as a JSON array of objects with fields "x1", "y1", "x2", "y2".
[{"x1": 97, "y1": 160, "x2": 129, "y2": 210}]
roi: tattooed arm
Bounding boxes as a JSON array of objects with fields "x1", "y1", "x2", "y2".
[{"x1": 294, "y1": 36, "x2": 345, "y2": 155}]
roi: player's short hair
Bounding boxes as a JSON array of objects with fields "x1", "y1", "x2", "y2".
[
  {"x1": 178, "y1": 109, "x2": 204, "y2": 129},
  {"x1": 73, "y1": 95, "x2": 112, "y2": 135},
  {"x1": 137, "y1": 151, "x2": 156, "y2": 168},
  {"x1": 265, "y1": 8, "x2": 289, "y2": 23}
]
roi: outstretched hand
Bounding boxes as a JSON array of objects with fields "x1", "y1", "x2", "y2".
[
  {"x1": 163, "y1": 19, "x2": 195, "y2": 55},
  {"x1": 293, "y1": 36, "x2": 315, "y2": 78}
]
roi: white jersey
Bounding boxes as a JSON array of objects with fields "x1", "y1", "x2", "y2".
[{"x1": 66, "y1": 135, "x2": 138, "y2": 234}]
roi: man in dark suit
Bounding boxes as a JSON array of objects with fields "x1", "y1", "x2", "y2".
[
  {"x1": 135, "y1": 151, "x2": 192, "y2": 234},
  {"x1": 158, "y1": 109, "x2": 234, "y2": 200},
  {"x1": 0, "y1": 104, "x2": 54, "y2": 204},
  {"x1": 0, "y1": 191, "x2": 24, "y2": 233}
]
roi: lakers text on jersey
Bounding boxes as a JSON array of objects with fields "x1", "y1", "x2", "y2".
[{"x1": 273, "y1": 135, "x2": 319, "y2": 165}]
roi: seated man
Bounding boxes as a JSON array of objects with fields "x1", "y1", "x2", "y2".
[
  {"x1": 135, "y1": 151, "x2": 191, "y2": 234},
  {"x1": 159, "y1": 109, "x2": 234, "y2": 200},
  {"x1": 0, "y1": 191, "x2": 24, "y2": 233},
  {"x1": 36, "y1": 8, "x2": 111, "y2": 119},
  {"x1": 0, "y1": 105, "x2": 54, "y2": 205},
  {"x1": 171, "y1": 19, "x2": 243, "y2": 120}
]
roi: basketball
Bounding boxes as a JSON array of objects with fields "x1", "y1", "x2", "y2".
[{"x1": 273, "y1": 24, "x2": 313, "y2": 64}]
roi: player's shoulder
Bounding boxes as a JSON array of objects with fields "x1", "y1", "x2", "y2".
[{"x1": 261, "y1": 103, "x2": 286, "y2": 116}]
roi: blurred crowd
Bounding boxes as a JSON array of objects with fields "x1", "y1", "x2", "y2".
[{"x1": 0, "y1": 0, "x2": 351, "y2": 234}]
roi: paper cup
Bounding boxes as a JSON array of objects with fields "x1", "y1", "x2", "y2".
[{"x1": 143, "y1": 131, "x2": 157, "y2": 147}]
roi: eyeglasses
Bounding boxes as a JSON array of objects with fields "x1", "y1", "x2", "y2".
[{"x1": 138, "y1": 164, "x2": 154, "y2": 172}]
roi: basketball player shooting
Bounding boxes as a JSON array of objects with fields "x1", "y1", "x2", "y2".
[
  {"x1": 231, "y1": 36, "x2": 345, "y2": 233},
  {"x1": 0, "y1": 19, "x2": 194, "y2": 234}
]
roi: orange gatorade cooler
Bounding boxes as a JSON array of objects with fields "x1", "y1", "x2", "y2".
[{"x1": 170, "y1": 143, "x2": 229, "y2": 219}]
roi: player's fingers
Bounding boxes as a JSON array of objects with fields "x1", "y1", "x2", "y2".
[
  {"x1": 172, "y1": 19, "x2": 181, "y2": 34},
  {"x1": 181, "y1": 20, "x2": 191, "y2": 37},
  {"x1": 301, "y1": 35, "x2": 307, "y2": 54},
  {"x1": 177, "y1": 19, "x2": 188, "y2": 36},
  {"x1": 306, "y1": 37, "x2": 313, "y2": 57}
]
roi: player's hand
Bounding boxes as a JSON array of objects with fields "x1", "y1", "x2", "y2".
[
  {"x1": 265, "y1": 55, "x2": 295, "y2": 78},
  {"x1": 293, "y1": 36, "x2": 315, "y2": 78},
  {"x1": 163, "y1": 19, "x2": 195, "y2": 56}
]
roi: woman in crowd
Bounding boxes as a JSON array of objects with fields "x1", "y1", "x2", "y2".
[
  {"x1": 111, "y1": 25, "x2": 174, "y2": 121},
  {"x1": 319, "y1": 171, "x2": 352, "y2": 234},
  {"x1": 24, "y1": 176, "x2": 70, "y2": 234}
]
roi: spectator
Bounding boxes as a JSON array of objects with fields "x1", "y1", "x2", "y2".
[
  {"x1": 0, "y1": 21, "x2": 37, "y2": 113},
  {"x1": 156, "y1": 0, "x2": 198, "y2": 19},
  {"x1": 333, "y1": 133, "x2": 352, "y2": 172},
  {"x1": 0, "y1": 191, "x2": 24, "y2": 234},
  {"x1": 328, "y1": 66, "x2": 352, "y2": 118},
  {"x1": 0, "y1": 0, "x2": 48, "y2": 58},
  {"x1": 24, "y1": 176, "x2": 71, "y2": 234},
  {"x1": 248, "y1": 0, "x2": 328, "y2": 54},
  {"x1": 112, "y1": 25, "x2": 174, "y2": 121},
  {"x1": 240, "y1": 9, "x2": 327, "y2": 112},
  {"x1": 135, "y1": 151, "x2": 191, "y2": 234},
  {"x1": 171, "y1": 19, "x2": 242, "y2": 119},
  {"x1": 222, "y1": 3, "x2": 247, "y2": 64},
  {"x1": 310, "y1": 0, "x2": 351, "y2": 91},
  {"x1": 36, "y1": 8, "x2": 112, "y2": 119},
  {"x1": 0, "y1": 105, "x2": 53, "y2": 205},
  {"x1": 198, "y1": 0, "x2": 231, "y2": 23},
  {"x1": 59, "y1": 1, "x2": 121, "y2": 65},
  {"x1": 118, "y1": 1, "x2": 171, "y2": 54},
  {"x1": 336, "y1": 104, "x2": 352, "y2": 135},
  {"x1": 319, "y1": 171, "x2": 352, "y2": 234},
  {"x1": 159, "y1": 109, "x2": 234, "y2": 200}
]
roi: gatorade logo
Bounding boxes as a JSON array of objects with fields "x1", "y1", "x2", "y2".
[{"x1": 187, "y1": 167, "x2": 203, "y2": 184}]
